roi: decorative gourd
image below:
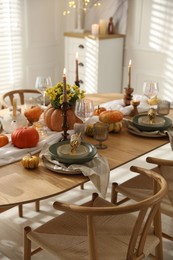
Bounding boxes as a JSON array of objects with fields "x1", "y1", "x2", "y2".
[
  {"x1": 85, "y1": 124, "x2": 94, "y2": 137},
  {"x1": 11, "y1": 127, "x2": 39, "y2": 148},
  {"x1": 44, "y1": 105, "x2": 82, "y2": 132},
  {"x1": 99, "y1": 110, "x2": 123, "y2": 133},
  {"x1": 94, "y1": 106, "x2": 106, "y2": 116},
  {"x1": 0, "y1": 134, "x2": 9, "y2": 147},
  {"x1": 99, "y1": 110, "x2": 123, "y2": 124},
  {"x1": 24, "y1": 105, "x2": 43, "y2": 123},
  {"x1": 22, "y1": 154, "x2": 39, "y2": 169},
  {"x1": 108, "y1": 122, "x2": 123, "y2": 133}
]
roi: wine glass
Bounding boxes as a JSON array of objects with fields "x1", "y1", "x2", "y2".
[
  {"x1": 143, "y1": 81, "x2": 159, "y2": 100},
  {"x1": 35, "y1": 76, "x2": 52, "y2": 107},
  {"x1": 93, "y1": 122, "x2": 109, "y2": 149},
  {"x1": 75, "y1": 99, "x2": 94, "y2": 123}
]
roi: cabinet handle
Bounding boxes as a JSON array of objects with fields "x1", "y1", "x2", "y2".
[
  {"x1": 79, "y1": 62, "x2": 84, "y2": 67},
  {"x1": 79, "y1": 80, "x2": 84, "y2": 84},
  {"x1": 78, "y1": 44, "x2": 84, "y2": 49}
]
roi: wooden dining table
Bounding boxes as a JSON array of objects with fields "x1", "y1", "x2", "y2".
[{"x1": 0, "y1": 93, "x2": 171, "y2": 210}]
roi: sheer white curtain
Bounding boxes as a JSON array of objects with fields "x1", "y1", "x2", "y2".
[{"x1": 0, "y1": 0, "x2": 23, "y2": 94}]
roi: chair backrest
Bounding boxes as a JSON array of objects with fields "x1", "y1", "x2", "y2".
[
  {"x1": 1, "y1": 89, "x2": 41, "y2": 108},
  {"x1": 53, "y1": 166, "x2": 167, "y2": 259},
  {"x1": 147, "y1": 156, "x2": 173, "y2": 217}
]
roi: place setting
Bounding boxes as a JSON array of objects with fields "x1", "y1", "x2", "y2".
[
  {"x1": 37, "y1": 74, "x2": 110, "y2": 198},
  {"x1": 126, "y1": 81, "x2": 173, "y2": 138}
]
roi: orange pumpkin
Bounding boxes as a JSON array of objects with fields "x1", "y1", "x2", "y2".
[
  {"x1": 11, "y1": 127, "x2": 39, "y2": 148},
  {"x1": 94, "y1": 106, "x2": 106, "y2": 116},
  {"x1": 24, "y1": 105, "x2": 43, "y2": 123},
  {"x1": 99, "y1": 110, "x2": 123, "y2": 124},
  {"x1": 44, "y1": 105, "x2": 82, "y2": 132},
  {"x1": 0, "y1": 134, "x2": 9, "y2": 147}
]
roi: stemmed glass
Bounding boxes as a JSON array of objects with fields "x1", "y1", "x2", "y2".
[
  {"x1": 35, "y1": 76, "x2": 52, "y2": 107},
  {"x1": 143, "y1": 81, "x2": 159, "y2": 100},
  {"x1": 75, "y1": 99, "x2": 94, "y2": 123},
  {"x1": 93, "y1": 122, "x2": 109, "y2": 149}
]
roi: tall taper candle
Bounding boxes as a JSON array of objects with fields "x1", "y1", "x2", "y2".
[
  {"x1": 75, "y1": 52, "x2": 79, "y2": 82},
  {"x1": 63, "y1": 68, "x2": 67, "y2": 102},
  {"x1": 128, "y1": 59, "x2": 132, "y2": 88}
]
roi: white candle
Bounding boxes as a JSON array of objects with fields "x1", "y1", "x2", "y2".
[
  {"x1": 91, "y1": 24, "x2": 99, "y2": 36},
  {"x1": 12, "y1": 98, "x2": 17, "y2": 118},
  {"x1": 63, "y1": 68, "x2": 67, "y2": 102},
  {"x1": 99, "y1": 19, "x2": 107, "y2": 35},
  {"x1": 128, "y1": 59, "x2": 132, "y2": 88}
]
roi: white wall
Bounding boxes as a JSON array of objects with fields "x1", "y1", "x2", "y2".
[
  {"x1": 123, "y1": 0, "x2": 173, "y2": 101},
  {"x1": 23, "y1": 0, "x2": 66, "y2": 88}
]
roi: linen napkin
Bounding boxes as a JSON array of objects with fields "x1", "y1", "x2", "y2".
[
  {"x1": 127, "y1": 121, "x2": 168, "y2": 137},
  {"x1": 0, "y1": 129, "x2": 73, "y2": 167},
  {"x1": 101, "y1": 96, "x2": 151, "y2": 115},
  {"x1": 40, "y1": 145, "x2": 110, "y2": 198}
]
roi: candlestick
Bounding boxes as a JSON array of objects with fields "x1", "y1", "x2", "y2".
[
  {"x1": 130, "y1": 99, "x2": 140, "y2": 117},
  {"x1": 75, "y1": 52, "x2": 79, "y2": 82},
  {"x1": 12, "y1": 98, "x2": 17, "y2": 118},
  {"x1": 61, "y1": 101, "x2": 69, "y2": 141},
  {"x1": 75, "y1": 52, "x2": 80, "y2": 87},
  {"x1": 63, "y1": 68, "x2": 67, "y2": 102},
  {"x1": 128, "y1": 59, "x2": 132, "y2": 88}
]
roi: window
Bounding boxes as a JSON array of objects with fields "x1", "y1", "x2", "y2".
[{"x1": 0, "y1": 0, "x2": 23, "y2": 94}]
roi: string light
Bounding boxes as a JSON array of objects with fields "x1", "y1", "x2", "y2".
[{"x1": 63, "y1": 0, "x2": 101, "y2": 16}]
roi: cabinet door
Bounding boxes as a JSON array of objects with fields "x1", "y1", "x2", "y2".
[
  {"x1": 98, "y1": 38, "x2": 124, "y2": 93},
  {"x1": 65, "y1": 37, "x2": 86, "y2": 90}
]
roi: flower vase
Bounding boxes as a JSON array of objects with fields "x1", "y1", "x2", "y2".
[{"x1": 74, "y1": 0, "x2": 85, "y2": 33}]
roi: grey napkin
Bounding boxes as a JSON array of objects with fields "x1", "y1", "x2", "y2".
[
  {"x1": 127, "y1": 120, "x2": 168, "y2": 137},
  {"x1": 41, "y1": 145, "x2": 110, "y2": 198}
]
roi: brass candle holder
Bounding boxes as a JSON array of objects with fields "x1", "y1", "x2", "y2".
[
  {"x1": 61, "y1": 101, "x2": 69, "y2": 141},
  {"x1": 130, "y1": 100, "x2": 140, "y2": 117}
]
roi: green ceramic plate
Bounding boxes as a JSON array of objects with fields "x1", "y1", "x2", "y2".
[
  {"x1": 132, "y1": 114, "x2": 172, "y2": 132},
  {"x1": 49, "y1": 141, "x2": 97, "y2": 164}
]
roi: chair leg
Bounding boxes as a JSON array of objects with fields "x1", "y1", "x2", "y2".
[
  {"x1": 111, "y1": 182, "x2": 118, "y2": 204},
  {"x1": 24, "y1": 226, "x2": 32, "y2": 260},
  {"x1": 35, "y1": 200, "x2": 40, "y2": 212},
  {"x1": 18, "y1": 204, "x2": 23, "y2": 217},
  {"x1": 80, "y1": 183, "x2": 84, "y2": 190},
  {"x1": 154, "y1": 207, "x2": 163, "y2": 260}
]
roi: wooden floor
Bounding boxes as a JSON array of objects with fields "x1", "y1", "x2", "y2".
[{"x1": 0, "y1": 143, "x2": 173, "y2": 259}]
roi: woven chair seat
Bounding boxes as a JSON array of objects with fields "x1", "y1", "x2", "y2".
[{"x1": 27, "y1": 196, "x2": 159, "y2": 259}]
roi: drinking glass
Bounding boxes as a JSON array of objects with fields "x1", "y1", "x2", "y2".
[
  {"x1": 93, "y1": 122, "x2": 109, "y2": 149},
  {"x1": 35, "y1": 76, "x2": 52, "y2": 107},
  {"x1": 143, "y1": 81, "x2": 159, "y2": 100},
  {"x1": 157, "y1": 100, "x2": 170, "y2": 115},
  {"x1": 75, "y1": 99, "x2": 94, "y2": 123}
]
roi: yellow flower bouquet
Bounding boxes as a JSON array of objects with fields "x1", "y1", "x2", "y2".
[{"x1": 46, "y1": 82, "x2": 85, "y2": 109}]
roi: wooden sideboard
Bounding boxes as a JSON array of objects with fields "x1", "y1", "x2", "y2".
[{"x1": 64, "y1": 32, "x2": 125, "y2": 93}]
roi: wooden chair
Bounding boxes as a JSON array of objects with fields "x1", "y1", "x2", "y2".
[
  {"x1": 1, "y1": 89, "x2": 41, "y2": 108},
  {"x1": 24, "y1": 166, "x2": 167, "y2": 260},
  {"x1": 113, "y1": 156, "x2": 173, "y2": 242},
  {"x1": 1, "y1": 88, "x2": 41, "y2": 217}
]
